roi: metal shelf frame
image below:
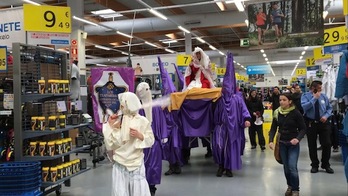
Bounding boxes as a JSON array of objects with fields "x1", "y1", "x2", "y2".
[
  {"x1": 22, "y1": 145, "x2": 90, "y2": 161},
  {"x1": 41, "y1": 168, "x2": 91, "y2": 188},
  {"x1": 23, "y1": 123, "x2": 91, "y2": 139}
]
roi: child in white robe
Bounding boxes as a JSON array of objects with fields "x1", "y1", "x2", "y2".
[{"x1": 103, "y1": 92, "x2": 155, "y2": 196}]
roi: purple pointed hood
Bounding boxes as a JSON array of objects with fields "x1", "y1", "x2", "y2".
[
  {"x1": 222, "y1": 52, "x2": 237, "y2": 95},
  {"x1": 172, "y1": 63, "x2": 184, "y2": 91},
  {"x1": 158, "y1": 56, "x2": 176, "y2": 95}
]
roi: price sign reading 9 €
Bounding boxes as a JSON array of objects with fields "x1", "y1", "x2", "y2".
[
  {"x1": 0, "y1": 46, "x2": 7, "y2": 72},
  {"x1": 24, "y1": 4, "x2": 71, "y2": 33}
]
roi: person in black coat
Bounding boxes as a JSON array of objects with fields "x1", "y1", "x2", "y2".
[
  {"x1": 246, "y1": 90, "x2": 266, "y2": 150},
  {"x1": 269, "y1": 86, "x2": 281, "y2": 112}
]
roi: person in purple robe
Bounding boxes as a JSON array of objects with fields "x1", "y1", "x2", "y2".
[
  {"x1": 136, "y1": 82, "x2": 168, "y2": 196},
  {"x1": 212, "y1": 52, "x2": 251, "y2": 177},
  {"x1": 157, "y1": 57, "x2": 184, "y2": 175}
]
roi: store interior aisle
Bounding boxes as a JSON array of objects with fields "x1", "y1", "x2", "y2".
[{"x1": 52, "y1": 137, "x2": 347, "y2": 196}]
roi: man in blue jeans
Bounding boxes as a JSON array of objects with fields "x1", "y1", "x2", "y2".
[{"x1": 301, "y1": 81, "x2": 334, "y2": 174}]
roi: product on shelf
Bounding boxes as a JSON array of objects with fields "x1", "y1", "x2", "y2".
[
  {"x1": 48, "y1": 116, "x2": 57, "y2": 130},
  {"x1": 59, "y1": 115, "x2": 66, "y2": 128},
  {"x1": 37, "y1": 116, "x2": 46, "y2": 131},
  {"x1": 38, "y1": 80, "x2": 45, "y2": 94},
  {"x1": 29, "y1": 141, "x2": 37, "y2": 156},
  {"x1": 31, "y1": 116, "x2": 38, "y2": 131},
  {"x1": 47, "y1": 141, "x2": 55, "y2": 156},
  {"x1": 50, "y1": 167, "x2": 57, "y2": 182},
  {"x1": 42, "y1": 167, "x2": 49, "y2": 182},
  {"x1": 61, "y1": 80, "x2": 70, "y2": 93},
  {"x1": 55, "y1": 140, "x2": 62, "y2": 154},
  {"x1": 76, "y1": 159, "x2": 80, "y2": 172},
  {"x1": 66, "y1": 137, "x2": 72, "y2": 151},
  {"x1": 39, "y1": 142, "x2": 46, "y2": 156},
  {"x1": 62, "y1": 138, "x2": 67, "y2": 153},
  {"x1": 57, "y1": 164, "x2": 63, "y2": 180}
]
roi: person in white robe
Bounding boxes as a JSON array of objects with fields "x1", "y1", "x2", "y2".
[{"x1": 103, "y1": 92, "x2": 155, "y2": 196}]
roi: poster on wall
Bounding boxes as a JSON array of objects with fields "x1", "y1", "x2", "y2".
[
  {"x1": 0, "y1": 8, "x2": 25, "y2": 48},
  {"x1": 249, "y1": 74, "x2": 265, "y2": 82},
  {"x1": 91, "y1": 67, "x2": 134, "y2": 132},
  {"x1": 247, "y1": 0, "x2": 323, "y2": 50}
]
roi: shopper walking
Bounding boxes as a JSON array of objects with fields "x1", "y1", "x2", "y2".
[
  {"x1": 292, "y1": 84, "x2": 303, "y2": 114},
  {"x1": 246, "y1": 89, "x2": 266, "y2": 150},
  {"x1": 103, "y1": 92, "x2": 155, "y2": 196},
  {"x1": 301, "y1": 81, "x2": 334, "y2": 174},
  {"x1": 269, "y1": 86, "x2": 281, "y2": 112},
  {"x1": 269, "y1": 93, "x2": 306, "y2": 196}
]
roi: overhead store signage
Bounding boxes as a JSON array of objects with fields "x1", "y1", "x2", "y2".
[
  {"x1": 313, "y1": 47, "x2": 332, "y2": 60},
  {"x1": 324, "y1": 43, "x2": 348, "y2": 54},
  {"x1": 27, "y1": 32, "x2": 70, "y2": 45},
  {"x1": 0, "y1": 46, "x2": 7, "y2": 72},
  {"x1": 240, "y1": 38, "x2": 249, "y2": 47},
  {"x1": 176, "y1": 54, "x2": 191, "y2": 66},
  {"x1": 323, "y1": 26, "x2": 348, "y2": 47},
  {"x1": 306, "y1": 65, "x2": 320, "y2": 78},
  {"x1": 216, "y1": 68, "x2": 226, "y2": 75},
  {"x1": 0, "y1": 8, "x2": 25, "y2": 48},
  {"x1": 296, "y1": 68, "x2": 306, "y2": 76},
  {"x1": 344, "y1": 0, "x2": 348, "y2": 15},
  {"x1": 24, "y1": 4, "x2": 71, "y2": 33},
  {"x1": 306, "y1": 57, "x2": 315, "y2": 66},
  {"x1": 246, "y1": 65, "x2": 271, "y2": 75}
]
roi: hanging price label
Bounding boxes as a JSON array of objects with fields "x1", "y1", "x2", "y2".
[
  {"x1": 24, "y1": 4, "x2": 71, "y2": 33},
  {"x1": 323, "y1": 26, "x2": 348, "y2": 47},
  {"x1": 344, "y1": 0, "x2": 348, "y2": 15},
  {"x1": 296, "y1": 68, "x2": 306, "y2": 76},
  {"x1": 313, "y1": 47, "x2": 332, "y2": 60},
  {"x1": 0, "y1": 46, "x2": 7, "y2": 72},
  {"x1": 216, "y1": 68, "x2": 226, "y2": 75},
  {"x1": 176, "y1": 55, "x2": 191, "y2": 66},
  {"x1": 306, "y1": 57, "x2": 315, "y2": 66}
]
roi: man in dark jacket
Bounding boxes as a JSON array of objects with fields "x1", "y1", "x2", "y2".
[
  {"x1": 292, "y1": 84, "x2": 303, "y2": 114},
  {"x1": 269, "y1": 86, "x2": 280, "y2": 112}
]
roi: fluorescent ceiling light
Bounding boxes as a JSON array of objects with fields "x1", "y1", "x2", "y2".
[
  {"x1": 178, "y1": 26, "x2": 190, "y2": 34},
  {"x1": 165, "y1": 48, "x2": 175, "y2": 53},
  {"x1": 265, "y1": 58, "x2": 268, "y2": 61},
  {"x1": 244, "y1": 68, "x2": 247, "y2": 70},
  {"x1": 214, "y1": 0, "x2": 225, "y2": 11},
  {"x1": 116, "y1": 31, "x2": 133, "y2": 39},
  {"x1": 96, "y1": 64, "x2": 108, "y2": 67},
  {"x1": 219, "y1": 51, "x2": 225, "y2": 55},
  {"x1": 148, "y1": 9, "x2": 168, "y2": 20},
  {"x1": 233, "y1": 60, "x2": 236, "y2": 63},
  {"x1": 23, "y1": 0, "x2": 41, "y2": 6},
  {"x1": 234, "y1": 0, "x2": 245, "y2": 12},
  {"x1": 91, "y1": 9, "x2": 123, "y2": 18},
  {"x1": 73, "y1": 16, "x2": 99, "y2": 26},
  {"x1": 95, "y1": 45, "x2": 111, "y2": 51},
  {"x1": 269, "y1": 65, "x2": 275, "y2": 76},
  {"x1": 323, "y1": 11, "x2": 329, "y2": 19},
  {"x1": 301, "y1": 51, "x2": 306, "y2": 55},
  {"x1": 304, "y1": 46, "x2": 309, "y2": 50},
  {"x1": 209, "y1": 45, "x2": 217, "y2": 50},
  {"x1": 241, "y1": 65, "x2": 244, "y2": 68},
  {"x1": 121, "y1": 51, "x2": 131, "y2": 56},
  {"x1": 145, "y1": 41, "x2": 158, "y2": 48},
  {"x1": 162, "y1": 40, "x2": 177, "y2": 44},
  {"x1": 260, "y1": 49, "x2": 264, "y2": 53},
  {"x1": 245, "y1": 19, "x2": 249, "y2": 26},
  {"x1": 237, "y1": 63, "x2": 241, "y2": 65},
  {"x1": 274, "y1": 60, "x2": 302, "y2": 64},
  {"x1": 225, "y1": 1, "x2": 233, "y2": 4},
  {"x1": 196, "y1": 37, "x2": 206, "y2": 43},
  {"x1": 299, "y1": 56, "x2": 303, "y2": 60},
  {"x1": 263, "y1": 53, "x2": 267, "y2": 57}
]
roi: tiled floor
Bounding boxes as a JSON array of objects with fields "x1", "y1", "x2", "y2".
[{"x1": 49, "y1": 136, "x2": 347, "y2": 196}]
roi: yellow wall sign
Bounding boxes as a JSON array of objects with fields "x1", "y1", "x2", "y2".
[
  {"x1": 323, "y1": 26, "x2": 348, "y2": 47},
  {"x1": 344, "y1": 0, "x2": 348, "y2": 15},
  {"x1": 296, "y1": 68, "x2": 306, "y2": 76},
  {"x1": 216, "y1": 68, "x2": 226, "y2": 75},
  {"x1": 313, "y1": 47, "x2": 332, "y2": 60},
  {"x1": 0, "y1": 46, "x2": 7, "y2": 72},
  {"x1": 24, "y1": 4, "x2": 71, "y2": 33},
  {"x1": 306, "y1": 57, "x2": 315, "y2": 66},
  {"x1": 176, "y1": 54, "x2": 191, "y2": 66}
]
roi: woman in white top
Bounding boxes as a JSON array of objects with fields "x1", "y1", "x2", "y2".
[{"x1": 103, "y1": 92, "x2": 155, "y2": 196}]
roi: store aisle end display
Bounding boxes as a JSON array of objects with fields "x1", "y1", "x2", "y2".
[{"x1": 9, "y1": 43, "x2": 91, "y2": 195}]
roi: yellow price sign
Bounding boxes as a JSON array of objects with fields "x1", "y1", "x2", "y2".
[
  {"x1": 24, "y1": 4, "x2": 71, "y2": 33},
  {"x1": 216, "y1": 68, "x2": 226, "y2": 75},
  {"x1": 313, "y1": 47, "x2": 332, "y2": 60},
  {"x1": 291, "y1": 77, "x2": 298, "y2": 82},
  {"x1": 0, "y1": 46, "x2": 7, "y2": 72},
  {"x1": 306, "y1": 57, "x2": 315, "y2": 66},
  {"x1": 344, "y1": 0, "x2": 348, "y2": 15},
  {"x1": 211, "y1": 63, "x2": 216, "y2": 70},
  {"x1": 176, "y1": 54, "x2": 191, "y2": 66},
  {"x1": 296, "y1": 68, "x2": 306, "y2": 76},
  {"x1": 323, "y1": 26, "x2": 348, "y2": 47}
]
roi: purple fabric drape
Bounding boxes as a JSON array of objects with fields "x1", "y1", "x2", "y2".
[
  {"x1": 91, "y1": 67, "x2": 134, "y2": 132},
  {"x1": 140, "y1": 107, "x2": 167, "y2": 185},
  {"x1": 212, "y1": 53, "x2": 251, "y2": 170}
]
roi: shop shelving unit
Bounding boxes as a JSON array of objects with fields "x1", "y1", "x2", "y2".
[{"x1": 12, "y1": 43, "x2": 90, "y2": 195}]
